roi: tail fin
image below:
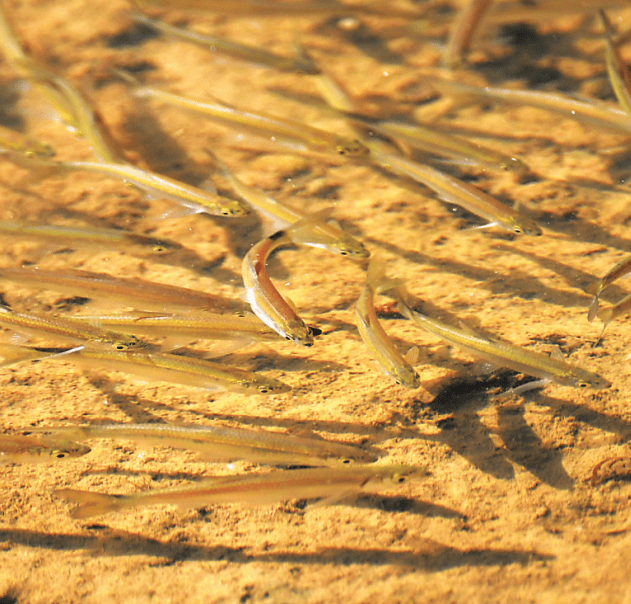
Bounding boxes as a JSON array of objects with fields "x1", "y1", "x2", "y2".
[
  {"x1": 366, "y1": 256, "x2": 405, "y2": 296},
  {"x1": 55, "y1": 488, "x2": 125, "y2": 519},
  {"x1": 587, "y1": 295, "x2": 600, "y2": 322}
]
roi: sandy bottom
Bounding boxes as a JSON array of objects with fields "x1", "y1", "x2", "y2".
[{"x1": 1, "y1": 1, "x2": 631, "y2": 603}]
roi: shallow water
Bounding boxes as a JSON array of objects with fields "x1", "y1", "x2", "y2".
[{"x1": 1, "y1": 2, "x2": 631, "y2": 603}]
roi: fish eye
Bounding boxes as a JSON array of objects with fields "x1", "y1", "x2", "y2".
[
  {"x1": 339, "y1": 249, "x2": 348, "y2": 256},
  {"x1": 258, "y1": 386, "x2": 269, "y2": 394},
  {"x1": 395, "y1": 379, "x2": 402, "y2": 385},
  {"x1": 513, "y1": 226, "x2": 522, "y2": 234},
  {"x1": 393, "y1": 473, "x2": 407, "y2": 484},
  {"x1": 115, "y1": 344, "x2": 127, "y2": 350},
  {"x1": 153, "y1": 245, "x2": 167, "y2": 254},
  {"x1": 341, "y1": 458, "x2": 352, "y2": 465},
  {"x1": 52, "y1": 450, "x2": 69, "y2": 459},
  {"x1": 579, "y1": 382, "x2": 589, "y2": 388},
  {"x1": 221, "y1": 209, "x2": 231, "y2": 216},
  {"x1": 285, "y1": 335, "x2": 292, "y2": 341}
]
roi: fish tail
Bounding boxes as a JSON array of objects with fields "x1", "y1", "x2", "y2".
[
  {"x1": 55, "y1": 488, "x2": 126, "y2": 519},
  {"x1": 584, "y1": 281, "x2": 600, "y2": 296},
  {"x1": 597, "y1": 307, "x2": 614, "y2": 338},
  {"x1": 587, "y1": 295, "x2": 600, "y2": 322},
  {"x1": 366, "y1": 257, "x2": 403, "y2": 296}
]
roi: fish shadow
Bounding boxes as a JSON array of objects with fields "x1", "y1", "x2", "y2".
[{"x1": 0, "y1": 527, "x2": 553, "y2": 569}]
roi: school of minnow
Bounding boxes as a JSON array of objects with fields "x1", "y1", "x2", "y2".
[{"x1": 0, "y1": 0, "x2": 629, "y2": 549}]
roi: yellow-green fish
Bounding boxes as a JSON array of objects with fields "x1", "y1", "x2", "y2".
[
  {"x1": 209, "y1": 150, "x2": 369, "y2": 258},
  {"x1": 0, "y1": 306, "x2": 147, "y2": 351},
  {"x1": 397, "y1": 294, "x2": 610, "y2": 390},
  {"x1": 242, "y1": 229, "x2": 317, "y2": 346},
  {"x1": 59, "y1": 347, "x2": 291, "y2": 395},
  {"x1": 585, "y1": 254, "x2": 631, "y2": 321},
  {"x1": 0, "y1": 433, "x2": 90, "y2": 464},
  {"x1": 123, "y1": 74, "x2": 368, "y2": 158},
  {"x1": 355, "y1": 260, "x2": 421, "y2": 389},
  {"x1": 369, "y1": 143, "x2": 541, "y2": 236},
  {"x1": 130, "y1": 12, "x2": 320, "y2": 75},
  {"x1": 0, "y1": 267, "x2": 242, "y2": 313},
  {"x1": 599, "y1": 10, "x2": 631, "y2": 117},
  {"x1": 56, "y1": 464, "x2": 427, "y2": 518},
  {"x1": 45, "y1": 423, "x2": 378, "y2": 467}
]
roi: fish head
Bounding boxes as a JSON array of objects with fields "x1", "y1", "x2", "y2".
[
  {"x1": 570, "y1": 371, "x2": 612, "y2": 390},
  {"x1": 282, "y1": 320, "x2": 315, "y2": 347},
  {"x1": 112, "y1": 335, "x2": 148, "y2": 351},
  {"x1": 335, "y1": 139, "x2": 370, "y2": 158},
  {"x1": 500, "y1": 157, "x2": 529, "y2": 173},
  {"x1": 364, "y1": 465, "x2": 430, "y2": 491},
  {"x1": 219, "y1": 200, "x2": 250, "y2": 217},
  {"x1": 47, "y1": 441, "x2": 92, "y2": 460},
  {"x1": 334, "y1": 238, "x2": 371, "y2": 259},
  {"x1": 507, "y1": 216, "x2": 542, "y2": 237},
  {"x1": 127, "y1": 234, "x2": 183, "y2": 255},
  {"x1": 254, "y1": 378, "x2": 292, "y2": 395},
  {"x1": 393, "y1": 365, "x2": 422, "y2": 390},
  {"x1": 331, "y1": 448, "x2": 381, "y2": 466}
]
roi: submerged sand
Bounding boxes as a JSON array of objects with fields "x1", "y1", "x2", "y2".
[{"x1": 1, "y1": 1, "x2": 631, "y2": 603}]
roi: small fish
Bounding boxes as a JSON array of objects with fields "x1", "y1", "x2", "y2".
[
  {"x1": 56, "y1": 464, "x2": 427, "y2": 518},
  {"x1": 0, "y1": 124, "x2": 54, "y2": 158},
  {"x1": 2, "y1": 151, "x2": 249, "y2": 218},
  {"x1": 13, "y1": 58, "x2": 122, "y2": 163},
  {"x1": 352, "y1": 117, "x2": 528, "y2": 172},
  {"x1": 0, "y1": 433, "x2": 90, "y2": 464},
  {"x1": 0, "y1": 306, "x2": 147, "y2": 351},
  {"x1": 242, "y1": 229, "x2": 316, "y2": 346},
  {"x1": 132, "y1": 0, "x2": 425, "y2": 18},
  {"x1": 430, "y1": 79, "x2": 631, "y2": 136},
  {"x1": 369, "y1": 143, "x2": 541, "y2": 236},
  {"x1": 59, "y1": 347, "x2": 291, "y2": 395},
  {"x1": 0, "y1": 267, "x2": 241, "y2": 313},
  {"x1": 443, "y1": 0, "x2": 494, "y2": 68},
  {"x1": 397, "y1": 293, "x2": 610, "y2": 390},
  {"x1": 121, "y1": 73, "x2": 368, "y2": 158},
  {"x1": 72, "y1": 311, "x2": 280, "y2": 345},
  {"x1": 130, "y1": 13, "x2": 320, "y2": 75},
  {"x1": 44, "y1": 423, "x2": 378, "y2": 467},
  {"x1": 599, "y1": 10, "x2": 631, "y2": 117},
  {"x1": 0, "y1": 221, "x2": 183, "y2": 258},
  {"x1": 209, "y1": 150, "x2": 369, "y2": 258},
  {"x1": 585, "y1": 254, "x2": 631, "y2": 321},
  {"x1": 596, "y1": 292, "x2": 631, "y2": 338},
  {"x1": 355, "y1": 260, "x2": 421, "y2": 389}
]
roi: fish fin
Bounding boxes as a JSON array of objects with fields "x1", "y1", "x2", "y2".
[
  {"x1": 55, "y1": 488, "x2": 125, "y2": 519},
  {"x1": 365, "y1": 256, "x2": 402, "y2": 296},
  {"x1": 390, "y1": 137, "x2": 415, "y2": 158},
  {"x1": 305, "y1": 489, "x2": 357, "y2": 509},
  {"x1": 584, "y1": 281, "x2": 599, "y2": 296},
  {"x1": 160, "y1": 336, "x2": 197, "y2": 351},
  {"x1": 198, "y1": 339, "x2": 253, "y2": 358},
  {"x1": 198, "y1": 177, "x2": 218, "y2": 194},
  {"x1": 110, "y1": 67, "x2": 142, "y2": 88},
  {"x1": 260, "y1": 216, "x2": 291, "y2": 238},
  {"x1": 155, "y1": 205, "x2": 204, "y2": 220},
  {"x1": 468, "y1": 222, "x2": 498, "y2": 231},
  {"x1": 505, "y1": 379, "x2": 550, "y2": 396},
  {"x1": 549, "y1": 346, "x2": 565, "y2": 361},
  {"x1": 284, "y1": 295, "x2": 299, "y2": 314},
  {"x1": 457, "y1": 320, "x2": 491, "y2": 341},
  {"x1": 404, "y1": 346, "x2": 420, "y2": 366},
  {"x1": 284, "y1": 207, "x2": 336, "y2": 245},
  {"x1": 597, "y1": 308, "x2": 613, "y2": 342},
  {"x1": 587, "y1": 295, "x2": 600, "y2": 322}
]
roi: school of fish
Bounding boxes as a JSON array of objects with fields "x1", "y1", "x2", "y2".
[{"x1": 0, "y1": 0, "x2": 627, "y2": 527}]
